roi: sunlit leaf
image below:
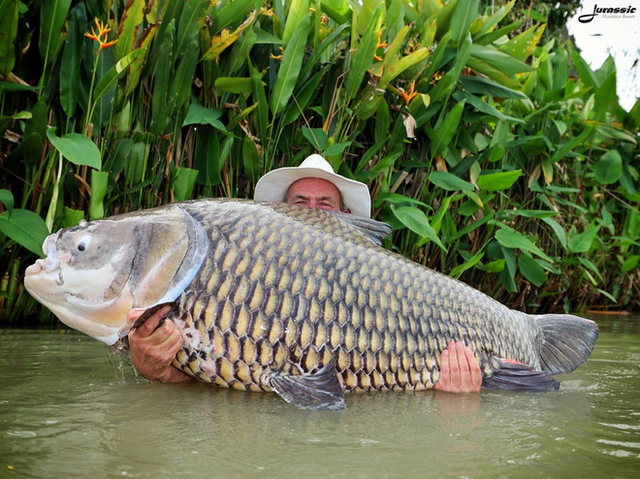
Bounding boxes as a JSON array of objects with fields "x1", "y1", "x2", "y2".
[
  {"x1": 183, "y1": 103, "x2": 227, "y2": 131},
  {"x1": 0, "y1": 209, "x2": 49, "y2": 256},
  {"x1": 568, "y1": 226, "x2": 600, "y2": 253},
  {"x1": 595, "y1": 149, "x2": 622, "y2": 184},
  {"x1": 477, "y1": 169, "x2": 521, "y2": 191},
  {"x1": 391, "y1": 205, "x2": 447, "y2": 251},
  {"x1": 495, "y1": 228, "x2": 553, "y2": 262},
  {"x1": 46, "y1": 128, "x2": 101, "y2": 169},
  {"x1": 428, "y1": 171, "x2": 474, "y2": 192}
]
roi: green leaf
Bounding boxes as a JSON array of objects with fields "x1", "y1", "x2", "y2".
[
  {"x1": 302, "y1": 127, "x2": 328, "y2": 150},
  {"x1": 476, "y1": 169, "x2": 521, "y2": 192},
  {"x1": 595, "y1": 149, "x2": 623, "y2": 185},
  {"x1": 46, "y1": 128, "x2": 101, "y2": 169},
  {"x1": 282, "y1": 0, "x2": 309, "y2": 47},
  {"x1": 497, "y1": 24, "x2": 545, "y2": 62},
  {"x1": 482, "y1": 259, "x2": 505, "y2": 273},
  {"x1": 459, "y1": 76, "x2": 528, "y2": 99},
  {"x1": 391, "y1": 205, "x2": 447, "y2": 251},
  {"x1": 425, "y1": 100, "x2": 466, "y2": 157},
  {"x1": 345, "y1": 5, "x2": 383, "y2": 102},
  {"x1": 450, "y1": 0, "x2": 478, "y2": 46},
  {"x1": 549, "y1": 127, "x2": 594, "y2": 164},
  {"x1": 568, "y1": 226, "x2": 600, "y2": 254},
  {"x1": 114, "y1": 0, "x2": 146, "y2": 61},
  {"x1": 39, "y1": 0, "x2": 73, "y2": 64},
  {"x1": 453, "y1": 90, "x2": 525, "y2": 124},
  {"x1": 428, "y1": 171, "x2": 474, "y2": 192},
  {"x1": 0, "y1": 209, "x2": 49, "y2": 256},
  {"x1": 183, "y1": 103, "x2": 227, "y2": 131},
  {"x1": 89, "y1": 170, "x2": 108, "y2": 220},
  {"x1": 469, "y1": 44, "x2": 533, "y2": 75},
  {"x1": 93, "y1": 48, "x2": 146, "y2": 104},
  {"x1": 541, "y1": 217, "x2": 569, "y2": 250},
  {"x1": 241, "y1": 136, "x2": 260, "y2": 184},
  {"x1": 518, "y1": 255, "x2": 547, "y2": 287},
  {"x1": 0, "y1": 189, "x2": 14, "y2": 216},
  {"x1": 59, "y1": 4, "x2": 84, "y2": 117},
  {"x1": 62, "y1": 207, "x2": 85, "y2": 228},
  {"x1": 495, "y1": 228, "x2": 553, "y2": 262},
  {"x1": 172, "y1": 167, "x2": 199, "y2": 202},
  {"x1": 270, "y1": 15, "x2": 310, "y2": 115},
  {"x1": 621, "y1": 255, "x2": 640, "y2": 272},
  {"x1": 324, "y1": 142, "x2": 352, "y2": 157},
  {"x1": 450, "y1": 251, "x2": 484, "y2": 278},
  {"x1": 0, "y1": 0, "x2": 18, "y2": 77},
  {"x1": 214, "y1": 77, "x2": 253, "y2": 96}
]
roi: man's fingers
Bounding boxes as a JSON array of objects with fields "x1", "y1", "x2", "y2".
[
  {"x1": 435, "y1": 349, "x2": 451, "y2": 390},
  {"x1": 133, "y1": 306, "x2": 172, "y2": 336}
]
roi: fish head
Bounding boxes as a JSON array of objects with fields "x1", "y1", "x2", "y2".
[
  {"x1": 24, "y1": 206, "x2": 210, "y2": 345},
  {"x1": 24, "y1": 219, "x2": 144, "y2": 345}
]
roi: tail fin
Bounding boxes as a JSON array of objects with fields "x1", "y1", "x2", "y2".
[{"x1": 536, "y1": 314, "x2": 599, "y2": 375}]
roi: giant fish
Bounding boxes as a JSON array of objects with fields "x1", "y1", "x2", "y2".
[{"x1": 24, "y1": 199, "x2": 598, "y2": 409}]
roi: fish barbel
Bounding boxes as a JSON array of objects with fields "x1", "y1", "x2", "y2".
[{"x1": 24, "y1": 199, "x2": 598, "y2": 409}]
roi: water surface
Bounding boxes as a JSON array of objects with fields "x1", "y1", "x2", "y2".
[{"x1": 1, "y1": 313, "x2": 639, "y2": 478}]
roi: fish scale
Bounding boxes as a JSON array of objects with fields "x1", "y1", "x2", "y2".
[{"x1": 172, "y1": 200, "x2": 541, "y2": 393}]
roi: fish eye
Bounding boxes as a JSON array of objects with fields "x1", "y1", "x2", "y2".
[{"x1": 75, "y1": 234, "x2": 92, "y2": 253}]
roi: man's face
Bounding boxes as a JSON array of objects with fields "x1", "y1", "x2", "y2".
[{"x1": 285, "y1": 177, "x2": 346, "y2": 212}]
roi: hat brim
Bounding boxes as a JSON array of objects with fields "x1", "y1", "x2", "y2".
[{"x1": 254, "y1": 166, "x2": 371, "y2": 218}]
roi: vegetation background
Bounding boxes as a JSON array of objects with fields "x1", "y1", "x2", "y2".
[{"x1": 0, "y1": 0, "x2": 638, "y2": 323}]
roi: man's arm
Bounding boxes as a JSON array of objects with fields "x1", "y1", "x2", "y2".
[
  {"x1": 434, "y1": 342, "x2": 482, "y2": 393},
  {"x1": 127, "y1": 306, "x2": 192, "y2": 383}
]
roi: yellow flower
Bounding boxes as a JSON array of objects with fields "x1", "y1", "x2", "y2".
[{"x1": 84, "y1": 18, "x2": 118, "y2": 51}]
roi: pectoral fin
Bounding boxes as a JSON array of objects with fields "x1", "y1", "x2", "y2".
[
  {"x1": 482, "y1": 360, "x2": 560, "y2": 392},
  {"x1": 264, "y1": 358, "x2": 346, "y2": 410}
]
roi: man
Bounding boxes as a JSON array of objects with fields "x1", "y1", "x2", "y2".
[{"x1": 129, "y1": 155, "x2": 482, "y2": 393}]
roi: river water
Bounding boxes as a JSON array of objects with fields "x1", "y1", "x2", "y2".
[{"x1": 1, "y1": 313, "x2": 639, "y2": 478}]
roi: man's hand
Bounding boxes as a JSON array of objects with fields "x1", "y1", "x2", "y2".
[
  {"x1": 434, "y1": 342, "x2": 482, "y2": 393},
  {"x1": 127, "y1": 306, "x2": 192, "y2": 383}
]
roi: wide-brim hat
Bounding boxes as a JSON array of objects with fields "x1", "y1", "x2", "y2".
[{"x1": 254, "y1": 154, "x2": 371, "y2": 218}]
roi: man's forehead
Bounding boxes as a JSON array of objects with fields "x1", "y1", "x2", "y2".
[{"x1": 287, "y1": 177, "x2": 342, "y2": 197}]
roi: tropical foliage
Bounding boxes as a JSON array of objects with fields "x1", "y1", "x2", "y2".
[{"x1": 0, "y1": 0, "x2": 638, "y2": 322}]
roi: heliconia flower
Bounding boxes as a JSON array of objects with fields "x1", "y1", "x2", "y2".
[
  {"x1": 374, "y1": 30, "x2": 388, "y2": 61},
  {"x1": 399, "y1": 81, "x2": 418, "y2": 105},
  {"x1": 84, "y1": 18, "x2": 118, "y2": 51}
]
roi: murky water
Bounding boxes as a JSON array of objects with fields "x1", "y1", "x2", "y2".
[{"x1": 1, "y1": 313, "x2": 639, "y2": 478}]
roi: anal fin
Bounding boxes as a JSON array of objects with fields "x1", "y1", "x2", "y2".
[
  {"x1": 264, "y1": 357, "x2": 346, "y2": 410},
  {"x1": 482, "y1": 360, "x2": 560, "y2": 392}
]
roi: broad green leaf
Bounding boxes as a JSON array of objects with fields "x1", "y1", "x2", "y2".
[
  {"x1": 482, "y1": 259, "x2": 505, "y2": 273},
  {"x1": 345, "y1": 6, "x2": 383, "y2": 101},
  {"x1": 0, "y1": 189, "x2": 14, "y2": 216},
  {"x1": 477, "y1": 169, "x2": 521, "y2": 192},
  {"x1": 241, "y1": 137, "x2": 260, "y2": 184},
  {"x1": 499, "y1": 246, "x2": 518, "y2": 293},
  {"x1": 63, "y1": 207, "x2": 85, "y2": 228},
  {"x1": 202, "y1": 9, "x2": 257, "y2": 61},
  {"x1": 450, "y1": 0, "x2": 478, "y2": 46},
  {"x1": 570, "y1": 49, "x2": 600, "y2": 89},
  {"x1": 183, "y1": 103, "x2": 226, "y2": 131},
  {"x1": 172, "y1": 167, "x2": 199, "y2": 202},
  {"x1": 302, "y1": 127, "x2": 328, "y2": 150},
  {"x1": 46, "y1": 128, "x2": 101, "y2": 169},
  {"x1": 60, "y1": 4, "x2": 84, "y2": 117},
  {"x1": 425, "y1": 100, "x2": 466, "y2": 157},
  {"x1": 372, "y1": 192, "x2": 429, "y2": 209},
  {"x1": 93, "y1": 49, "x2": 146, "y2": 104},
  {"x1": 321, "y1": 0, "x2": 351, "y2": 24},
  {"x1": 497, "y1": 24, "x2": 545, "y2": 62},
  {"x1": 453, "y1": 90, "x2": 525, "y2": 124},
  {"x1": 216, "y1": 0, "x2": 259, "y2": 32},
  {"x1": 549, "y1": 127, "x2": 594, "y2": 164},
  {"x1": 214, "y1": 77, "x2": 253, "y2": 96},
  {"x1": 495, "y1": 228, "x2": 553, "y2": 262},
  {"x1": 282, "y1": 0, "x2": 309, "y2": 47},
  {"x1": 125, "y1": 28, "x2": 156, "y2": 97},
  {"x1": 568, "y1": 226, "x2": 600, "y2": 254},
  {"x1": 459, "y1": 76, "x2": 528, "y2": 99},
  {"x1": 450, "y1": 251, "x2": 483, "y2": 278},
  {"x1": 378, "y1": 47, "x2": 430, "y2": 89},
  {"x1": 89, "y1": 170, "x2": 108, "y2": 220},
  {"x1": 39, "y1": 0, "x2": 73, "y2": 64},
  {"x1": 324, "y1": 142, "x2": 352, "y2": 156},
  {"x1": 621, "y1": 255, "x2": 640, "y2": 272},
  {"x1": 478, "y1": 0, "x2": 515, "y2": 35},
  {"x1": 428, "y1": 171, "x2": 474, "y2": 192},
  {"x1": 469, "y1": 44, "x2": 533, "y2": 75},
  {"x1": 595, "y1": 149, "x2": 623, "y2": 184},
  {"x1": 391, "y1": 205, "x2": 447, "y2": 251},
  {"x1": 249, "y1": 58, "x2": 269, "y2": 140},
  {"x1": 176, "y1": 0, "x2": 211, "y2": 57},
  {"x1": 0, "y1": 209, "x2": 49, "y2": 256},
  {"x1": 114, "y1": 0, "x2": 145, "y2": 61},
  {"x1": 0, "y1": 0, "x2": 18, "y2": 77},
  {"x1": 518, "y1": 254, "x2": 547, "y2": 287},
  {"x1": 465, "y1": 57, "x2": 522, "y2": 90},
  {"x1": 270, "y1": 16, "x2": 310, "y2": 115}
]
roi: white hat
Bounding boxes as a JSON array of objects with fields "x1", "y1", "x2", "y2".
[{"x1": 254, "y1": 154, "x2": 371, "y2": 217}]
